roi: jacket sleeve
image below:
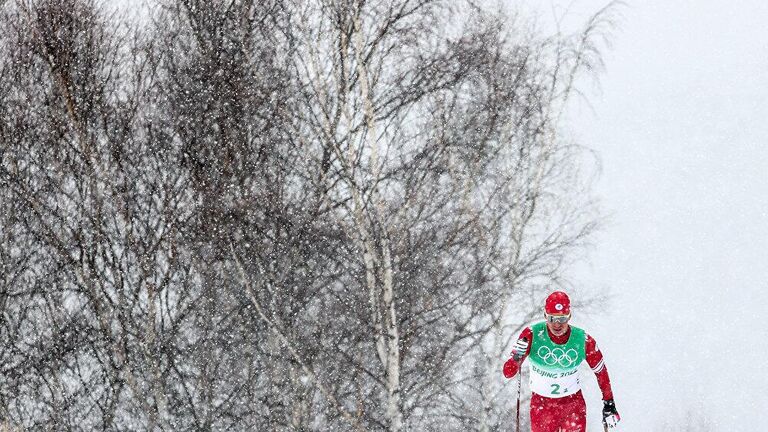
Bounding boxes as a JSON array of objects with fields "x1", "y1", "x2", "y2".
[
  {"x1": 585, "y1": 333, "x2": 614, "y2": 400},
  {"x1": 503, "y1": 327, "x2": 532, "y2": 378}
]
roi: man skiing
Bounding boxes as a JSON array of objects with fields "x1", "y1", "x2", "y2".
[{"x1": 503, "y1": 291, "x2": 620, "y2": 431}]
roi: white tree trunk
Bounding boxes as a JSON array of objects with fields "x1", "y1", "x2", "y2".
[
  {"x1": 351, "y1": 8, "x2": 404, "y2": 431},
  {"x1": 380, "y1": 235, "x2": 403, "y2": 432}
]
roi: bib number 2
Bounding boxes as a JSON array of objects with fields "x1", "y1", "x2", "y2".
[{"x1": 550, "y1": 384, "x2": 561, "y2": 395}]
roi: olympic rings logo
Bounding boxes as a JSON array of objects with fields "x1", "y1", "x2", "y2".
[{"x1": 537, "y1": 346, "x2": 579, "y2": 367}]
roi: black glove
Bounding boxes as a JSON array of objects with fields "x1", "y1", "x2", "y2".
[{"x1": 602, "y1": 399, "x2": 620, "y2": 428}]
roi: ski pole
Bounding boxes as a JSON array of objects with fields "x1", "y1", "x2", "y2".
[
  {"x1": 516, "y1": 371, "x2": 521, "y2": 432},
  {"x1": 512, "y1": 337, "x2": 527, "y2": 432}
]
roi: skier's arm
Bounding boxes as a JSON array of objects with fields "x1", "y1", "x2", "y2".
[
  {"x1": 585, "y1": 334, "x2": 614, "y2": 400},
  {"x1": 503, "y1": 327, "x2": 532, "y2": 378}
]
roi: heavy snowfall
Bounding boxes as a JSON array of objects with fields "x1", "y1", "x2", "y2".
[{"x1": 1, "y1": 0, "x2": 766, "y2": 430}]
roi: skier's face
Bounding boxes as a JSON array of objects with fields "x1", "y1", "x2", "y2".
[{"x1": 545, "y1": 314, "x2": 570, "y2": 336}]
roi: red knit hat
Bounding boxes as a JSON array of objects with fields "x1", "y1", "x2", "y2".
[{"x1": 545, "y1": 291, "x2": 571, "y2": 315}]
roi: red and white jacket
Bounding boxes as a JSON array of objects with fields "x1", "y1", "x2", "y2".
[{"x1": 503, "y1": 325, "x2": 614, "y2": 400}]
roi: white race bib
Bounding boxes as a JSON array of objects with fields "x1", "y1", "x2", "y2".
[{"x1": 529, "y1": 363, "x2": 581, "y2": 398}]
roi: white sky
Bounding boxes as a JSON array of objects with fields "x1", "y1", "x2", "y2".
[{"x1": 525, "y1": 1, "x2": 768, "y2": 430}]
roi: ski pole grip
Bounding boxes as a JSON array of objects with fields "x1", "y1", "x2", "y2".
[{"x1": 513, "y1": 337, "x2": 528, "y2": 361}]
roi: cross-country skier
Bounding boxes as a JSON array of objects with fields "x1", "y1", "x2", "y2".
[{"x1": 503, "y1": 291, "x2": 621, "y2": 431}]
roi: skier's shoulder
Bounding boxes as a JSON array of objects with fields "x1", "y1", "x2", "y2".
[
  {"x1": 578, "y1": 328, "x2": 602, "y2": 353},
  {"x1": 573, "y1": 326, "x2": 597, "y2": 343},
  {"x1": 566, "y1": 324, "x2": 594, "y2": 344},
  {"x1": 529, "y1": 321, "x2": 557, "y2": 333},
  {"x1": 529, "y1": 321, "x2": 546, "y2": 336},
  {"x1": 519, "y1": 325, "x2": 535, "y2": 340},
  {"x1": 568, "y1": 323, "x2": 586, "y2": 333}
]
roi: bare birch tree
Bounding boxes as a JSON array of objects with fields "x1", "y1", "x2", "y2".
[
  {"x1": 0, "y1": 0, "x2": 612, "y2": 430},
  {"x1": 0, "y1": 0, "x2": 197, "y2": 429},
  {"x1": 288, "y1": 1, "x2": 609, "y2": 431}
]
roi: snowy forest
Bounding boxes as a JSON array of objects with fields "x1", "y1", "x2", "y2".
[{"x1": 0, "y1": 0, "x2": 616, "y2": 430}]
